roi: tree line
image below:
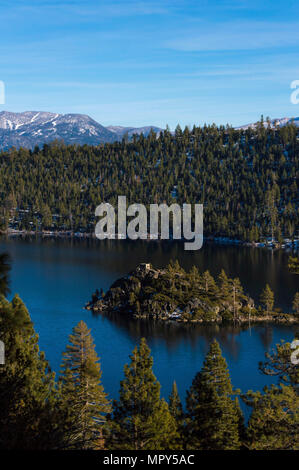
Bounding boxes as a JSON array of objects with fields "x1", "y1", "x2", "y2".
[{"x1": 0, "y1": 119, "x2": 298, "y2": 242}]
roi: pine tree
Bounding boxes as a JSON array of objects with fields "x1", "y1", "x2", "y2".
[
  {"x1": 260, "y1": 284, "x2": 274, "y2": 314},
  {"x1": 189, "y1": 266, "x2": 200, "y2": 294},
  {"x1": 41, "y1": 203, "x2": 52, "y2": 229},
  {"x1": 265, "y1": 187, "x2": 278, "y2": 241},
  {"x1": 245, "y1": 384, "x2": 299, "y2": 450},
  {"x1": 229, "y1": 278, "x2": 243, "y2": 321},
  {"x1": 168, "y1": 381, "x2": 184, "y2": 446},
  {"x1": 218, "y1": 269, "x2": 230, "y2": 299},
  {"x1": 246, "y1": 338, "x2": 299, "y2": 449},
  {"x1": 107, "y1": 338, "x2": 179, "y2": 450},
  {"x1": 185, "y1": 340, "x2": 242, "y2": 450},
  {"x1": 169, "y1": 381, "x2": 183, "y2": 422},
  {"x1": 292, "y1": 292, "x2": 299, "y2": 316},
  {"x1": 201, "y1": 270, "x2": 216, "y2": 293},
  {"x1": 59, "y1": 320, "x2": 110, "y2": 449},
  {"x1": 0, "y1": 294, "x2": 58, "y2": 449},
  {"x1": 259, "y1": 339, "x2": 299, "y2": 389}
]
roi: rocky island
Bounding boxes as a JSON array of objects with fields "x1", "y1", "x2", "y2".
[{"x1": 86, "y1": 261, "x2": 299, "y2": 324}]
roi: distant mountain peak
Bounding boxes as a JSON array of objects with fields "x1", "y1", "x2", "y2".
[
  {"x1": 0, "y1": 110, "x2": 163, "y2": 150},
  {"x1": 235, "y1": 116, "x2": 299, "y2": 130},
  {"x1": 1, "y1": 111, "x2": 298, "y2": 151}
]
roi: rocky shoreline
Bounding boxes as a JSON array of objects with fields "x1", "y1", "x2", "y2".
[{"x1": 85, "y1": 262, "x2": 299, "y2": 325}]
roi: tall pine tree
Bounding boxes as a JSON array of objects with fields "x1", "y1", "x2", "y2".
[
  {"x1": 185, "y1": 339, "x2": 243, "y2": 450},
  {"x1": 0, "y1": 294, "x2": 58, "y2": 449},
  {"x1": 59, "y1": 320, "x2": 110, "y2": 449},
  {"x1": 168, "y1": 381, "x2": 184, "y2": 447},
  {"x1": 246, "y1": 337, "x2": 299, "y2": 450},
  {"x1": 169, "y1": 381, "x2": 183, "y2": 423},
  {"x1": 245, "y1": 384, "x2": 299, "y2": 450},
  {"x1": 107, "y1": 338, "x2": 179, "y2": 450}
]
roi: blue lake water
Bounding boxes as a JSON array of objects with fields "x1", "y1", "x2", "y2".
[{"x1": 0, "y1": 236, "x2": 298, "y2": 415}]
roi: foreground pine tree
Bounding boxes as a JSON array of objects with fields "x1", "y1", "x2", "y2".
[
  {"x1": 246, "y1": 338, "x2": 299, "y2": 449},
  {"x1": 0, "y1": 295, "x2": 58, "y2": 449},
  {"x1": 59, "y1": 320, "x2": 110, "y2": 449},
  {"x1": 185, "y1": 340, "x2": 243, "y2": 450},
  {"x1": 168, "y1": 381, "x2": 184, "y2": 446},
  {"x1": 169, "y1": 381, "x2": 183, "y2": 423},
  {"x1": 245, "y1": 384, "x2": 299, "y2": 450},
  {"x1": 107, "y1": 338, "x2": 180, "y2": 450},
  {"x1": 259, "y1": 338, "x2": 299, "y2": 388}
]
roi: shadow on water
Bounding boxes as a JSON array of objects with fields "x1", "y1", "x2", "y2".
[
  {"x1": 93, "y1": 310, "x2": 299, "y2": 360},
  {"x1": 2, "y1": 236, "x2": 296, "y2": 311}
]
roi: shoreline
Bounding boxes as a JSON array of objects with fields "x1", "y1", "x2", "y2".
[
  {"x1": 85, "y1": 262, "x2": 299, "y2": 325},
  {"x1": 86, "y1": 305, "x2": 299, "y2": 325},
  {"x1": 1, "y1": 229, "x2": 298, "y2": 251}
]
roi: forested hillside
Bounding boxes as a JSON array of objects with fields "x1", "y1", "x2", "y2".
[{"x1": 0, "y1": 119, "x2": 298, "y2": 242}]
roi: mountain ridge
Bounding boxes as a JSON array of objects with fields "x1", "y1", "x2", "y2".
[
  {"x1": 0, "y1": 111, "x2": 163, "y2": 150},
  {"x1": 0, "y1": 111, "x2": 298, "y2": 150},
  {"x1": 235, "y1": 116, "x2": 299, "y2": 130}
]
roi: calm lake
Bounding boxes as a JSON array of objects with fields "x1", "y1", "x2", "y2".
[{"x1": 1, "y1": 237, "x2": 298, "y2": 413}]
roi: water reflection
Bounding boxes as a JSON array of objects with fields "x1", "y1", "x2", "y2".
[
  {"x1": 93, "y1": 310, "x2": 299, "y2": 360},
  {"x1": 3, "y1": 236, "x2": 296, "y2": 311}
]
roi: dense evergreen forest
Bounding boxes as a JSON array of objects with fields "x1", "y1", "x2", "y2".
[{"x1": 0, "y1": 119, "x2": 298, "y2": 242}]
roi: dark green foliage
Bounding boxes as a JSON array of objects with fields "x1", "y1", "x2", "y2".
[
  {"x1": 245, "y1": 337, "x2": 299, "y2": 449},
  {"x1": 59, "y1": 320, "x2": 111, "y2": 449},
  {"x1": 259, "y1": 339, "x2": 299, "y2": 390},
  {"x1": 0, "y1": 123, "x2": 298, "y2": 241},
  {"x1": 169, "y1": 381, "x2": 183, "y2": 422},
  {"x1": 245, "y1": 384, "x2": 299, "y2": 450},
  {"x1": 107, "y1": 338, "x2": 180, "y2": 450},
  {"x1": 168, "y1": 381, "x2": 184, "y2": 446},
  {"x1": 260, "y1": 284, "x2": 274, "y2": 314},
  {"x1": 91, "y1": 261, "x2": 292, "y2": 322},
  {"x1": 185, "y1": 340, "x2": 243, "y2": 450},
  {"x1": 0, "y1": 295, "x2": 58, "y2": 449}
]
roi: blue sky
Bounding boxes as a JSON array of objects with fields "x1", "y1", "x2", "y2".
[{"x1": 1, "y1": 0, "x2": 299, "y2": 128}]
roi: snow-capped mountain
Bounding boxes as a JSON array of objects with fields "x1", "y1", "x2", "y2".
[
  {"x1": 0, "y1": 111, "x2": 163, "y2": 150},
  {"x1": 106, "y1": 125, "x2": 162, "y2": 139},
  {"x1": 1, "y1": 111, "x2": 298, "y2": 150},
  {"x1": 235, "y1": 116, "x2": 299, "y2": 130}
]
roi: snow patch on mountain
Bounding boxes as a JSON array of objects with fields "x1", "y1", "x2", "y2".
[{"x1": 235, "y1": 117, "x2": 299, "y2": 130}]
